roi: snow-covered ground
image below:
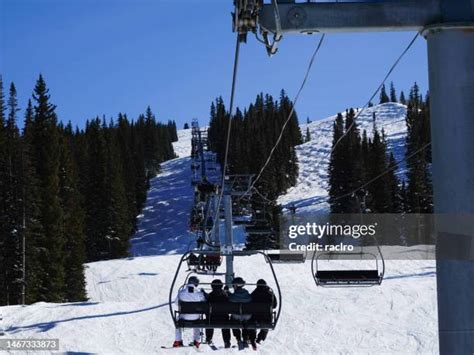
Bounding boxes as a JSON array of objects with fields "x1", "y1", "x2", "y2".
[
  {"x1": 278, "y1": 103, "x2": 407, "y2": 213},
  {"x1": 0, "y1": 254, "x2": 438, "y2": 354},
  {"x1": 0, "y1": 116, "x2": 439, "y2": 354},
  {"x1": 130, "y1": 128, "x2": 194, "y2": 256}
]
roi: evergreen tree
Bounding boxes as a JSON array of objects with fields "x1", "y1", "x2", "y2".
[
  {"x1": 183, "y1": 122, "x2": 189, "y2": 129},
  {"x1": 343, "y1": 108, "x2": 364, "y2": 213},
  {"x1": 405, "y1": 83, "x2": 432, "y2": 213},
  {"x1": 58, "y1": 127, "x2": 87, "y2": 301},
  {"x1": 167, "y1": 120, "x2": 178, "y2": 142},
  {"x1": 390, "y1": 81, "x2": 397, "y2": 102},
  {"x1": 379, "y1": 84, "x2": 390, "y2": 104},
  {"x1": 0, "y1": 76, "x2": 8, "y2": 305},
  {"x1": 117, "y1": 114, "x2": 138, "y2": 228},
  {"x1": 21, "y1": 99, "x2": 44, "y2": 304},
  {"x1": 0, "y1": 77, "x2": 177, "y2": 304},
  {"x1": 328, "y1": 113, "x2": 347, "y2": 213},
  {"x1": 31, "y1": 75, "x2": 65, "y2": 302},
  {"x1": 83, "y1": 118, "x2": 109, "y2": 261},
  {"x1": 104, "y1": 124, "x2": 131, "y2": 258},
  {"x1": 305, "y1": 127, "x2": 311, "y2": 142},
  {"x1": 399, "y1": 91, "x2": 406, "y2": 105},
  {"x1": 1, "y1": 83, "x2": 24, "y2": 305},
  {"x1": 366, "y1": 126, "x2": 392, "y2": 212}
]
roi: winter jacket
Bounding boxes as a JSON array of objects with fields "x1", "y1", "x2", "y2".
[
  {"x1": 176, "y1": 283, "x2": 206, "y2": 320},
  {"x1": 229, "y1": 288, "x2": 252, "y2": 321},
  {"x1": 251, "y1": 286, "x2": 277, "y2": 321},
  {"x1": 207, "y1": 289, "x2": 229, "y2": 320}
]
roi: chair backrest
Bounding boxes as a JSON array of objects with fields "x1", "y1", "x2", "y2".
[
  {"x1": 179, "y1": 301, "x2": 273, "y2": 316},
  {"x1": 179, "y1": 302, "x2": 209, "y2": 314},
  {"x1": 241, "y1": 303, "x2": 272, "y2": 314}
]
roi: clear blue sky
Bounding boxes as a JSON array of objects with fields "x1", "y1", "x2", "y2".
[{"x1": 1, "y1": 0, "x2": 428, "y2": 129}]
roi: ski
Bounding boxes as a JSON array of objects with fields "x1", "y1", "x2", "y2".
[
  {"x1": 207, "y1": 343, "x2": 218, "y2": 351},
  {"x1": 160, "y1": 345, "x2": 203, "y2": 351},
  {"x1": 203, "y1": 342, "x2": 237, "y2": 351}
]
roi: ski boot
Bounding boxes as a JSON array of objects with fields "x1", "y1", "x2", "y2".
[{"x1": 172, "y1": 340, "x2": 183, "y2": 348}]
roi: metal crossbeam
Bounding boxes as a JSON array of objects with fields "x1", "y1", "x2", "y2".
[{"x1": 259, "y1": 0, "x2": 442, "y2": 33}]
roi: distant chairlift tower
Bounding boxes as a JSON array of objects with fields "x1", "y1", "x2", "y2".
[{"x1": 232, "y1": 0, "x2": 474, "y2": 353}]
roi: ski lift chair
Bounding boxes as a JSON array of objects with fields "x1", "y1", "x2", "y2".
[
  {"x1": 224, "y1": 175, "x2": 254, "y2": 196},
  {"x1": 186, "y1": 252, "x2": 222, "y2": 273},
  {"x1": 265, "y1": 250, "x2": 306, "y2": 264},
  {"x1": 170, "y1": 250, "x2": 282, "y2": 330},
  {"x1": 232, "y1": 199, "x2": 253, "y2": 225},
  {"x1": 311, "y1": 235, "x2": 385, "y2": 287},
  {"x1": 245, "y1": 224, "x2": 275, "y2": 235}
]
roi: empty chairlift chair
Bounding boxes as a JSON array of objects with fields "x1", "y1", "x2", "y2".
[{"x1": 311, "y1": 235, "x2": 385, "y2": 287}]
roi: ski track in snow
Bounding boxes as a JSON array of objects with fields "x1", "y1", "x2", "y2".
[{"x1": 0, "y1": 112, "x2": 439, "y2": 354}]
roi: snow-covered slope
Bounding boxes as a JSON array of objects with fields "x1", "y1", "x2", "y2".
[
  {"x1": 0, "y1": 122, "x2": 439, "y2": 354},
  {"x1": 130, "y1": 128, "x2": 194, "y2": 256},
  {"x1": 0, "y1": 254, "x2": 437, "y2": 354},
  {"x1": 278, "y1": 103, "x2": 407, "y2": 213}
]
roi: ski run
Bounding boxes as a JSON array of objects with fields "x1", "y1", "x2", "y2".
[{"x1": 0, "y1": 104, "x2": 438, "y2": 354}]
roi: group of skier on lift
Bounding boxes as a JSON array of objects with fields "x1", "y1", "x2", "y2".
[{"x1": 172, "y1": 275, "x2": 277, "y2": 350}]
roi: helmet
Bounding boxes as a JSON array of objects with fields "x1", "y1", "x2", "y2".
[
  {"x1": 188, "y1": 276, "x2": 200, "y2": 286},
  {"x1": 256, "y1": 279, "x2": 267, "y2": 286},
  {"x1": 211, "y1": 279, "x2": 223, "y2": 290},
  {"x1": 232, "y1": 277, "x2": 246, "y2": 288}
]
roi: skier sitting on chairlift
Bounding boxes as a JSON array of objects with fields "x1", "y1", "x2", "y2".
[
  {"x1": 251, "y1": 279, "x2": 277, "y2": 344},
  {"x1": 173, "y1": 276, "x2": 206, "y2": 348},
  {"x1": 205, "y1": 279, "x2": 232, "y2": 348},
  {"x1": 229, "y1": 277, "x2": 257, "y2": 350}
]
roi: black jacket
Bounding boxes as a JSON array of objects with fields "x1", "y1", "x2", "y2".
[
  {"x1": 207, "y1": 288, "x2": 229, "y2": 303},
  {"x1": 251, "y1": 286, "x2": 277, "y2": 321},
  {"x1": 206, "y1": 288, "x2": 229, "y2": 320}
]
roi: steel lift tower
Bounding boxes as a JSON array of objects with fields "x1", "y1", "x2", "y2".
[{"x1": 233, "y1": 0, "x2": 474, "y2": 353}]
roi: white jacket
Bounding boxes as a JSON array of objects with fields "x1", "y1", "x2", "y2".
[{"x1": 176, "y1": 284, "x2": 206, "y2": 320}]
